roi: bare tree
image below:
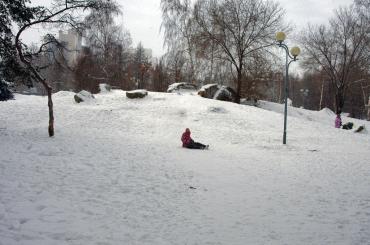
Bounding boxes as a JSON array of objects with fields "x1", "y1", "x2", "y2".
[
  {"x1": 83, "y1": 0, "x2": 132, "y2": 87},
  {"x1": 152, "y1": 58, "x2": 169, "y2": 92},
  {"x1": 355, "y1": 0, "x2": 370, "y2": 21},
  {"x1": 161, "y1": 0, "x2": 203, "y2": 84},
  {"x1": 132, "y1": 42, "x2": 151, "y2": 89},
  {"x1": 163, "y1": 49, "x2": 187, "y2": 83},
  {"x1": 300, "y1": 4, "x2": 370, "y2": 113},
  {"x1": 242, "y1": 50, "x2": 279, "y2": 99},
  {"x1": 193, "y1": 0, "x2": 286, "y2": 103},
  {"x1": 12, "y1": 0, "x2": 116, "y2": 136},
  {"x1": 74, "y1": 47, "x2": 101, "y2": 92}
]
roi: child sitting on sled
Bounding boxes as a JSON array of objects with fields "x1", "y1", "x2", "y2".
[{"x1": 181, "y1": 128, "x2": 209, "y2": 150}]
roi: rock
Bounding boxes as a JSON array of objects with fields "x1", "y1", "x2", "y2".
[
  {"x1": 198, "y1": 84, "x2": 237, "y2": 102},
  {"x1": 167, "y1": 82, "x2": 198, "y2": 93},
  {"x1": 99, "y1": 83, "x2": 111, "y2": 93},
  {"x1": 213, "y1": 86, "x2": 237, "y2": 102},
  {"x1": 74, "y1": 95, "x2": 83, "y2": 103},
  {"x1": 74, "y1": 90, "x2": 95, "y2": 103},
  {"x1": 198, "y1": 84, "x2": 219, "y2": 99},
  {"x1": 126, "y1": 89, "x2": 148, "y2": 99}
]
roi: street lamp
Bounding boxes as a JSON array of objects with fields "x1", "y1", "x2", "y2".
[{"x1": 276, "y1": 32, "x2": 300, "y2": 144}]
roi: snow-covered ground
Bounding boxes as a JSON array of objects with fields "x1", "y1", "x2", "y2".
[{"x1": 1, "y1": 90, "x2": 370, "y2": 245}]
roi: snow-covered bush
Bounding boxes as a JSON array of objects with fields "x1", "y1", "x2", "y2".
[
  {"x1": 99, "y1": 83, "x2": 111, "y2": 93},
  {"x1": 286, "y1": 98, "x2": 293, "y2": 106},
  {"x1": 126, "y1": 89, "x2": 148, "y2": 99},
  {"x1": 74, "y1": 90, "x2": 95, "y2": 103},
  {"x1": 0, "y1": 79, "x2": 14, "y2": 101}
]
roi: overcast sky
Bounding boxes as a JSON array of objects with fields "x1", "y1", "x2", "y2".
[{"x1": 23, "y1": 0, "x2": 354, "y2": 57}]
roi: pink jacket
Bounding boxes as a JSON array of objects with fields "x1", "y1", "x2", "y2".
[
  {"x1": 181, "y1": 129, "x2": 192, "y2": 147},
  {"x1": 335, "y1": 115, "x2": 342, "y2": 128}
]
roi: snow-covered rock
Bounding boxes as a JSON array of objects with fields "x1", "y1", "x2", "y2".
[
  {"x1": 167, "y1": 82, "x2": 197, "y2": 93},
  {"x1": 126, "y1": 89, "x2": 148, "y2": 99},
  {"x1": 198, "y1": 83, "x2": 219, "y2": 98},
  {"x1": 198, "y1": 84, "x2": 237, "y2": 102},
  {"x1": 74, "y1": 90, "x2": 95, "y2": 103},
  {"x1": 213, "y1": 86, "x2": 237, "y2": 102}
]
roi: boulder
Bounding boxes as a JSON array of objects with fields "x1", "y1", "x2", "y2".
[
  {"x1": 126, "y1": 89, "x2": 148, "y2": 99},
  {"x1": 167, "y1": 82, "x2": 198, "y2": 93},
  {"x1": 198, "y1": 84, "x2": 237, "y2": 102},
  {"x1": 213, "y1": 86, "x2": 237, "y2": 102},
  {"x1": 198, "y1": 84, "x2": 219, "y2": 98},
  {"x1": 74, "y1": 90, "x2": 95, "y2": 103}
]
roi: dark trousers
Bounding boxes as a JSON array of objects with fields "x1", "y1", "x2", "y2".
[{"x1": 187, "y1": 140, "x2": 206, "y2": 149}]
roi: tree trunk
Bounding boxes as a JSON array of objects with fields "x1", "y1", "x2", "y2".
[
  {"x1": 235, "y1": 69, "x2": 242, "y2": 104},
  {"x1": 42, "y1": 81, "x2": 54, "y2": 137},
  {"x1": 335, "y1": 87, "x2": 345, "y2": 113},
  {"x1": 210, "y1": 41, "x2": 214, "y2": 83},
  {"x1": 319, "y1": 81, "x2": 324, "y2": 110}
]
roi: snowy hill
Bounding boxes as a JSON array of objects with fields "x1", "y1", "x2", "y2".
[{"x1": 0, "y1": 90, "x2": 370, "y2": 245}]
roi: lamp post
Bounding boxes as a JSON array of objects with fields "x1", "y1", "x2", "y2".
[{"x1": 276, "y1": 32, "x2": 300, "y2": 144}]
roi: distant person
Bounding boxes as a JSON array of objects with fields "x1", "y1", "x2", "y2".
[
  {"x1": 181, "y1": 128, "x2": 209, "y2": 150},
  {"x1": 335, "y1": 113, "x2": 342, "y2": 128}
]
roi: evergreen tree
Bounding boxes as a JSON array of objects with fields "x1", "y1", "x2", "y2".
[
  {"x1": 0, "y1": 0, "x2": 37, "y2": 88},
  {"x1": 0, "y1": 79, "x2": 13, "y2": 101}
]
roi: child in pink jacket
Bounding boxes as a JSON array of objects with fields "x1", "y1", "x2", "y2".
[
  {"x1": 335, "y1": 113, "x2": 342, "y2": 128},
  {"x1": 181, "y1": 128, "x2": 208, "y2": 150}
]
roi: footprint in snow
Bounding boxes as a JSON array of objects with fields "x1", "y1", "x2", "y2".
[{"x1": 36, "y1": 205, "x2": 47, "y2": 211}]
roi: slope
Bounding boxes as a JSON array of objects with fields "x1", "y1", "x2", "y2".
[{"x1": 0, "y1": 90, "x2": 369, "y2": 245}]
